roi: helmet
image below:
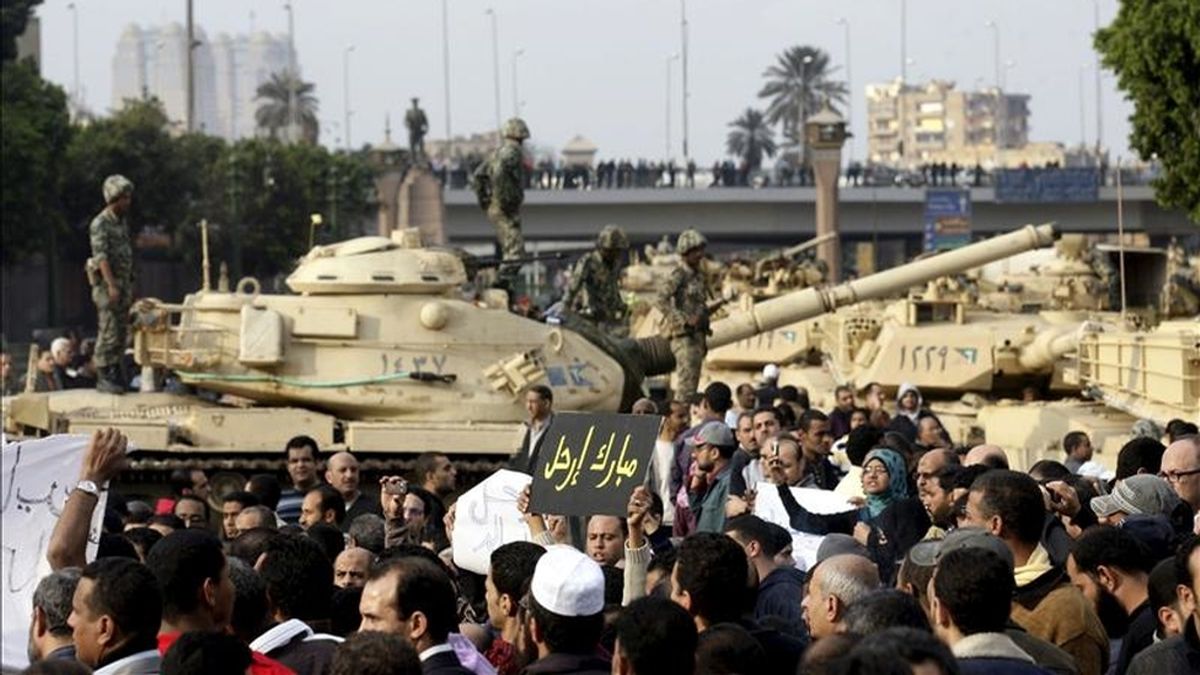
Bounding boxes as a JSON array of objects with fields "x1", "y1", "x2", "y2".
[
  {"x1": 676, "y1": 229, "x2": 707, "y2": 253},
  {"x1": 502, "y1": 118, "x2": 530, "y2": 141},
  {"x1": 597, "y1": 225, "x2": 629, "y2": 251},
  {"x1": 102, "y1": 174, "x2": 135, "y2": 204}
]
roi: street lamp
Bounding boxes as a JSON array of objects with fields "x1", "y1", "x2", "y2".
[
  {"x1": 442, "y1": 0, "x2": 452, "y2": 143},
  {"x1": 799, "y1": 54, "x2": 814, "y2": 170},
  {"x1": 985, "y1": 20, "x2": 1001, "y2": 91},
  {"x1": 835, "y1": 17, "x2": 851, "y2": 160},
  {"x1": 680, "y1": 0, "x2": 690, "y2": 159},
  {"x1": 67, "y1": 3, "x2": 79, "y2": 105},
  {"x1": 1093, "y1": 0, "x2": 1103, "y2": 154},
  {"x1": 284, "y1": 2, "x2": 297, "y2": 142},
  {"x1": 485, "y1": 8, "x2": 501, "y2": 131},
  {"x1": 343, "y1": 45, "x2": 355, "y2": 150},
  {"x1": 666, "y1": 53, "x2": 680, "y2": 159},
  {"x1": 511, "y1": 48, "x2": 525, "y2": 117}
]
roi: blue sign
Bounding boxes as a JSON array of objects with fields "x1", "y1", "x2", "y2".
[
  {"x1": 924, "y1": 189, "x2": 972, "y2": 251},
  {"x1": 994, "y1": 168, "x2": 1099, "y2": 203}
]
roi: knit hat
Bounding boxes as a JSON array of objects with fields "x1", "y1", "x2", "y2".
[
  {"x1": 1090, "y1": 474, "x2": 1179, "y2": 519},
  {"x1": 530, "y1": 545, "x2": 604, "y2": 617}
]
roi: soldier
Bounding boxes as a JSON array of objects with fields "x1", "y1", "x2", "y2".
[
  {"x1": 656, "y1": 229, "x2": 710, "y2": 397},
  {"x1": 88, "y1": 175, "x2": 135, "y2": 394},
  {"x1": 472, "y1": 117, "x2": 529, "y2": 289},
  {"x1": 404, "y1": 97, "x2": 428, "y2": 160},
  {"x1": 564, "y1": 225, "x2": 630, "y2": 333}
]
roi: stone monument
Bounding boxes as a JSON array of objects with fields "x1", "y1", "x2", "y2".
[{"x1": 805, "y1": 101, "x2": 849, "y2": 282}]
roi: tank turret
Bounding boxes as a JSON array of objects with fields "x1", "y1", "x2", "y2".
[{"x1": 709, "y1": 224, "x2": 1057, "y2": 349}]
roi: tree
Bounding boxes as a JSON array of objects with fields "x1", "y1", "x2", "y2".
[
  {"x1": 1, "y1": 0, "x2": 40, "y2": 62},
  {"x1": 1095, "y1": 0, "x2": 1200, "y2": 221},
  {"x1": 255, "y1": 70, "x2": 320, "y2": 144},
  {"x1": 726, "y1": 108, "x2": 777, "y2": 171},
  {"x1": 758, "y1": 46, "x2": 847, "y2": 167}
]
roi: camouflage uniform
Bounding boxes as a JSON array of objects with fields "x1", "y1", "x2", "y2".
[
  {"x1": 472, "y1": 118, "x2": 528, "y2": 287},
  {"x1": 657, "y1": 229, "x2": 710, "y2": 397},
  {"x1": 565, "y1": 226, "x2": 630, "y2": 334},
  {"x1": 89, "y1": 180, "x2": 135, "y2": 379}
]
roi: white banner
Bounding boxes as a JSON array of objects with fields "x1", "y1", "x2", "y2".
[
  {"x1": 451, "y1": 470, "x2": 533, "y2": 575},
  {"x1": 753, "y1": 481, "x2": 856, "y2": 572},
  {"x1": 1, "y1": 435, "x2": 105, "y2": 672}
]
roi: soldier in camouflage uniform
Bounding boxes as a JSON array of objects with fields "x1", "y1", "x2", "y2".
[
  {"x1": 656, "y1": 229, "x2": 710, "y2": 397},
  {"x1": 472, "y1": 118, "x2": 529, "y2": 289},
  {"x1": 564, "y1": 224, "x2": 630, "y2": 334},
  {"x1": 88, "y1": 175, "x2": 135, "y2": 394}
]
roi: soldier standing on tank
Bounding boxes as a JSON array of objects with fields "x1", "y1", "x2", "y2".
[
  {"x1": 564, "y1": 225, "x2": 630, "y2": 335},
  {"x1": 472, "y1": 118, "x2": 529, "y2": 289},
  {"x1": 657, "y1": 229, "x2": 710, "y2": 397},
  {"x1": 87, "y1": 175, "x2": 136, "y2": 394}
]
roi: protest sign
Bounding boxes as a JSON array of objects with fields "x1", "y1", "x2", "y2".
[
  {"x1": 753, "y1": 481, "x2": 857, "y2": 572},
  {"x1": 529, "y1": 412, "x2": 659, "y2": 518},
  {"x1": 1, "y1": 435, "x2": 105, "y2": 672},
  {"x1": 451, "y1": 469, "x2": 533, "y2": 575}
]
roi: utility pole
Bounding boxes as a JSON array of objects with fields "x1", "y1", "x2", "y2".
[
  {"x1": 1078, "y1": 65, "x2": 1087, "y2": 148},
  {"x1": 666, "y1": 53, "x2": 680, "y2": 159},
  {"x1": 186, "y1": 0, "x2": 195, "y2": 133},
  {"x1": 285, "y1": 2, "x2": 297, "y2": 143},
  {"x1": 442, "y1": 0, "x2": 452, "y2": 149},
  {"x1": 1093, "y1": 0, "x2": 1103, "y2": 155},
  {"x1": 511, "y1": 48, "x2": 524, "y2": 117},
  {"x1": 898, "y1": 0, "x2": 908, "y2": 167},
  {"x1": 680, "y1": 0, "x2": 690, "y2": 159},
  {"x1": 836, "y1": 18, "x2": 852, "y2": 161},
  {"x1": 486, "y1": 8, "x2": 501, "y2": 130},
  {"x1": 67, "y1": 3, "x2": 79, "y2": 106},
  {"x1": 343, "y1": 45, "x2": 355, "y2": 149}
]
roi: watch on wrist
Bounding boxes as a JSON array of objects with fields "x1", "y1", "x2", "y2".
[{"x1": 74, "y1": 480, "x2": 101, "y2": 498}]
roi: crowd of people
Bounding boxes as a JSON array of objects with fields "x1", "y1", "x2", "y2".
[
  {"x1": 434, "y1": 156, "x2": 1154, "y2": 194},
  {"x1": 15, "y1": 371, "x2": 1200, "y2": 675}
]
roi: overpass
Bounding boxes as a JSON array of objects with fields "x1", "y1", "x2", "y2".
[{"x1": 442, "y1": 185, "x2": 1194, "y2": 261}]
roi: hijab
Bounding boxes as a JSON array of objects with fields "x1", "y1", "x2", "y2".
[{"x1": 862, "y1": 447, "x2": 910, "y2": 519}]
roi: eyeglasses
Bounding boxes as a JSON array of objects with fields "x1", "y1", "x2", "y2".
[
  {"x1": 1159, "y1": 468, "x2": 1200, "y2": 483},
  {"x1": 862, "y1": 467, "x2": 890, "y2": 477}
]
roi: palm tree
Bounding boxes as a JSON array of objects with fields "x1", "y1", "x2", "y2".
[
  {"x1": 726, "y1": 108, "x2": 777, "y2": 171},
  {"x1": 758, "y1": 46, "x2": 848, "y2": 162},
  {"x1": 255, "y1": 70, "x2": 320, "y2": 144}
]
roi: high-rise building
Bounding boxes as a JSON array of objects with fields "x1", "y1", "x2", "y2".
[
  {"x1": 865, "y1": 79, "x2": 1057, "y2": 169},
  {"x1": 111, "y1": 23, "x2": 293, "y2": 140}
]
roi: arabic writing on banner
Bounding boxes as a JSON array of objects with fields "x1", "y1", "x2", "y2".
[
  {"x1": 451, "y1": 470, "x2": 533, "y2": 575},
  {"x1": 1, "y1": 435, "x2": 105, "y2": 672},
  {"x1": 529, "y1": 412, "x2": 660, "y2": 517}
]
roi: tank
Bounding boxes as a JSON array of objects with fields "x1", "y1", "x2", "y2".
[
  {"x1": 702, "y1": 224, "x2": 1191, "y2": 468},
  {"x1": 4, "y1": 225, "x2": 1061, "y2": 464}
]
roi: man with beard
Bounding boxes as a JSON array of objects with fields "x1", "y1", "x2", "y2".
[
  {"x1": 687, "y1": 421, "x2": 736, "y2": 533},
  {"x1": 1067, "y1": 527, "x2": 1155, "y2": 674},
  {"x1": 919, "y1": 465, "x2": 962, "y2": 539}
]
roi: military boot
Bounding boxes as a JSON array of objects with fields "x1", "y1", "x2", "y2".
[{"x1": 96, "y1": 366, "x2": 125, "y2": 395}]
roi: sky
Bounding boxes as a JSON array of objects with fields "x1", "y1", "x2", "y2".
[{"x1": 32, "y1": 0, "x2": 1133, "y2": 164}]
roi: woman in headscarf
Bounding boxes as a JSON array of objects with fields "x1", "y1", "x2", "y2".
[{"x1": 853, "y1": 447, "x2": 929, "y2": 585}]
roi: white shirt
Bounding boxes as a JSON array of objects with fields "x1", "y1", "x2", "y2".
[
  {"x1": 651, "y1": 438, "x2": 677, "y2": 526},
  {"x1": 93, "y1": 649, "x2": 161, "y2": 675},
  {"x1": 419, "y1": 643, "x2": 456, "y2": 662}
]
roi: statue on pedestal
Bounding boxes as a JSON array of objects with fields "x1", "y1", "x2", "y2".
[{"x1": 405, "y1": 97, "x2": 429, "y2": 162}]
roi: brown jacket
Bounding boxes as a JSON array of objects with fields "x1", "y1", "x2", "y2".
[{"x1": 1009, "y1": 566, "x2": 1108, "y2": 675}]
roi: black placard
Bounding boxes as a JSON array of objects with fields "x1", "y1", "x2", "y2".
[{"x1": 528, "y1": 412, "x2": 661, "y2": 517}]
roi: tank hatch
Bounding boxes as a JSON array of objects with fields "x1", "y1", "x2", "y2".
[{"x1": 286, "y1": 228, "x2": 467, "y2": 295}]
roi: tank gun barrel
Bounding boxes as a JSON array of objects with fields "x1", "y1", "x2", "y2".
[
  {"x1": 709, "y1": 224, "x2": 1057, "y2": 349},
  {"x1": 778, "y1": 232, "x2": 837, "y2": 260}
]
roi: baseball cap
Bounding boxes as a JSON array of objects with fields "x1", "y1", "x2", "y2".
[
  {"x1": 686, "y1": 420, "x2": 734, "y2": 449},
  {"x1": 1090, "y1": 474, "x2": 1179, "y2": 519},
  {"x1": 907, "y1": 528, "x2": 1014, "y2": 571},
  {"x1": 530, "y1": 545, "x2": 605, "y2": 617}
]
